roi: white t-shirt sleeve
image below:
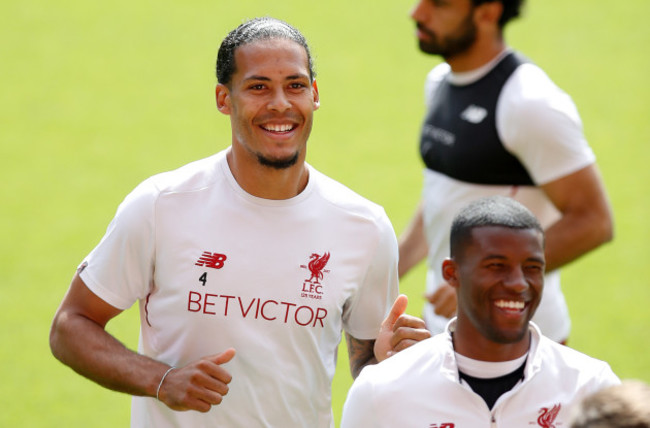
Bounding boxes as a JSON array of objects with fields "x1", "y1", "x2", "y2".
[
  {"x1": 424, "y1": 63, "x2": 450, "y2": 109},
  {"x1": 79, "y1": 178, "x2": 158, "y2": 310},
  {"x1": 497, "y1": 63, "x2": 596, "y2": 185},
  {"x1": 342, "y1": 210, "x2": 399, "y2": 340}
]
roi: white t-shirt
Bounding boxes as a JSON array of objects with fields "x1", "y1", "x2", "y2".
[
  {"x1": 420, "y1": 50, "x2": 596, "y2": 341},
  {"x1": 341, "y1": 321, "x2": 620, "y2": 428},
  {"x1": 80, "y1": 149, "x2": 399, "y2": 427}
]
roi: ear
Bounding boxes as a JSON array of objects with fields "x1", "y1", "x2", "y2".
[
  {"x1": 311, "y1": 79, "x2": 320, "y2": 111},
  {"x1": 442, "y1": 258, "x2": 460, "y2": 290},
  {"x1": 215, "y1": 84, "x2": 231, "y2": 115},
  {"x1": 474, "y1": 1, "x2": 503, "y2": 27}
]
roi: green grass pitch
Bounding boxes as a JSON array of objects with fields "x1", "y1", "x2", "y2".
[{"x1": 1, "y1": 0, "x2": 648, "y2": 426}]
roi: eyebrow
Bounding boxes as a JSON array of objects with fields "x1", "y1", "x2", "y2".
[
  {"x1": 482, "y1": 254, "x2": 545, "y2": 264},
  {"x1": 243, "y1": 73, "x2": 310, "y2": 82}
]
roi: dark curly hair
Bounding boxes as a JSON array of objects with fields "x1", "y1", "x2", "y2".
[
  {"x1": 450, "y1": 196, "x2": 543, "y2": 260},
  {"x1": 473, "y1": 0, "x2": 525, "y2": 28},
  {"x1": 216, "y1": 17, "x2": 316, "y2": 86}
]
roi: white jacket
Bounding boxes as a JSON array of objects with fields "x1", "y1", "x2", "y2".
[{"x1": 341, "y1": 321, "x2": 619, "y2": 428}]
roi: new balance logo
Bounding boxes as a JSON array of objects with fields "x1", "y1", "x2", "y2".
[
  {"x1": 195, "y1": 251, "x2": 227, "y2": 269},
  {"x1": 429, "y1": 423, "x2": 455, "y2": 428},
  {"x1": 460, "y1": 104, "x2": 488, "y2": 124}
]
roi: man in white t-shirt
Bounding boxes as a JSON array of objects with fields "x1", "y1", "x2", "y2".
[
  {"x1": 398, "y1": 0, "x2": 613, "y2": 343},
  {"x1": 341, "y1": 196, "x2": 619, "y2": 427},
  {"x1": 49, "y1": 17, "x2": 430, "y2": 427}
]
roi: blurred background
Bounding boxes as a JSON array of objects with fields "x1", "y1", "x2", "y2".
[{"x1": 1, "y1": 0, "x2": 648, "y2": 425}]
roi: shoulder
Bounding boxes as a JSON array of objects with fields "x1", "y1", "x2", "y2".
[
  {"x1": 424, "y1": 62, "x2": 451, "y2": 106},
  {"x1": 496, "y1": 59, "x2": 590, "y2": 168},
  {"x1": 309, "y1": 166, "x2": 391, "y2": 226},
  {"x1": 534, "y1": 334, "x2": 620, "y2": 388},
  {"x1": 105, "y1": 153, "x2": 223, "y2": 231},
  {"x1": 145, "y1": 152, "x2": 224, "y2": 196},
  {"x1": 357, "y1": 333, "x2": 450, "y2": 389},
  {"x1": 506, "y1": 61, "x2": 556, "y2": 93},
  {"x1": 343, "y1": 334, "x2": 454, "y2": 427},
  {"x1": 500, "y1": 62, "x2": 579, "y2": 119},
  {"x1": 425, "y1": 62, "x2": 451, "y2": 85}
]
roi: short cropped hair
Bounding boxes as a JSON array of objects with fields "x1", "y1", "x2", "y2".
[
  {"x1": 570, "y1": 380, "x2": 650, "y2": 428},
  {"x1": 216, "y1": 17, "x2": 316, "y2": 86},
  {"x1": 450, "y1": 196, "x2": 543, "y2": 260},
  {"x1": 473, "y1": 0, "x2": 525, "y2": 27}
]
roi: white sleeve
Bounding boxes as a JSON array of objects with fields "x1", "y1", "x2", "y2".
[
  {"x1": 79, "y1": 178, "x2": 158, "y2": 309},
  {"x1": 424, "y1": 63, "x2": 451, "y2": 109},
  {"x1": 340, "y1": 368, "x2": 380, "y2": 428},
  {"x1": 342, "y1": 210, "x2": 399, "y2": 340},
  {"x1": 497, "y1": 64, "x2": 596, "y2": 185}
]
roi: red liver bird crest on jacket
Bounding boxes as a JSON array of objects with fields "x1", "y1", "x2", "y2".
[{"x1": 537, "y1": 404, "x2": 561, "y2": 428}]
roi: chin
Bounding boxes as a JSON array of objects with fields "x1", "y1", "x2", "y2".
[
  {"x1": 490, "y1": 327, "x2": 530, "y2": 344},
  {"x1": 257, "y1": 152, "x2": 300, "y2": 170}
]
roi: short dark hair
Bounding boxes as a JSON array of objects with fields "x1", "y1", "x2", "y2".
[
  {"x1": 216, "y1": 17, "x2": 316, "y2": 86},
  {"x1": 473, "y1": 0, "x2": 525, "y2": 28},
  {"x1": 450, "y1": 196, "x2": 543, "y2": 259}
]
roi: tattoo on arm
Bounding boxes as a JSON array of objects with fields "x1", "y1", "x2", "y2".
[{"x1": 345, "y1": 333, "x2": 378, "y2": 379}]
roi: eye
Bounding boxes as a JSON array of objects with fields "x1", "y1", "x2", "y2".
[
  {"x1": 524, "y1": 264, "x2": 543, "y2": 273},
  {"x1": 288, "y1": 82, "x2": 308, "y2": 91},
  {"x1": 486, "y1": 262, "x2": 506, "y2": 271},
  {"x1": 248, "y1": 83, "x2": 266, "y2": 91}
]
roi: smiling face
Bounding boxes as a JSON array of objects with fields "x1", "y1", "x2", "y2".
[
  {"x1": 216, "y1": 38, "x2": 320, "y2": 170},
  {"x1": 443, "y1": 225, "x2": 545, "y2": 359}
]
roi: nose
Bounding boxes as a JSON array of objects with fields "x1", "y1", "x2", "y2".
[
  {"x1": 503, "y1": 266, "x2": 529, "y2": 293},
  {"x1": 410, "y1": 0, "x2": 428, "y2": 22},
  {"x1": 267, "y1": 88, "x2": 291, "y2": 112}
]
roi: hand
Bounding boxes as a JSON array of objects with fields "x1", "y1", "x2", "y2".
[
  {"x1": 374, "y1": 295, "x2": 431, "y2": 362},
  {"x1": 157, "y1": 348, "x2": 236, "y2": 412},
  {"x1": 425, "y1": 282, "x2": 457, "y2": 318}
]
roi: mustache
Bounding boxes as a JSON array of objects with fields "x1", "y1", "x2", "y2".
[
  {"x1": 254, "y1": 112, "x2": 302, "y2": 125},
  {"x1": 416, "y1": 22, "x2": 436, "y2": 39}
]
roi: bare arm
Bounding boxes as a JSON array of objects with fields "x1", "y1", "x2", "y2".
[
  {"x1": 398, "y1": 202, "x2": 429, "y2": 278},
  {"x1": 49, "y1": 273, "x2": 160, "y2": 395},
  {"x1": 50, "y1": 273, "x2": 235, "y2": 412},
  {"x1": 346, "y1": 296, "x2": 431, "y2": 378},
  {"x1": 345, "y1": 334, "x2": 377, "y2": 379},
  {"x1": 541, "y1": 164, "x2": 613, "y2": 272}
]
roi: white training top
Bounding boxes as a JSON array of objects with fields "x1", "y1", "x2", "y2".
[
  {"x1": 80, "y1": 149, "x2": 399, "y2": 428},
  {"x1": 341, "y1": 321, "x2": 620, "y2": 428},
  {"x1": 420, "y1": 50, "x2": 596, "y2": 341}
]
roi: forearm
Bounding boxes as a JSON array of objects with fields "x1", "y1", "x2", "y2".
[
  {"x1": 50, "y1": 308, "x2": 168, "y2": 398},
  {"x1": 345, "y1": 333, "x2": 376, "y2": 379},
  {"x1": 541, "y1": 164, "x2": 614, "y2": 272},
  {"x1": 398, "y1": 202, "x2": 429, "y2": 278},
  {"x1": 544, "y1": 211, "x2": 613, "y2": 272}
]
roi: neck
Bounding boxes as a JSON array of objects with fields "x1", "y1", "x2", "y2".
[
  {"x1": 446, "y1": 35, "x2": 506, "y2": 73},
  {"x1": 452, "y1": 319, "x2": 531, "y2": 362},
  {"x1": 226, "y1": 148, "x2": 309, "y2": 200}
]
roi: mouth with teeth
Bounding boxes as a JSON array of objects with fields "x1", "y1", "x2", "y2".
[
  {"x1": 260, "y1": 123, "x2": 298, "y2": 133},
  {"x1": 494, "y1": 300, "x2": 526, "y2": 312}
]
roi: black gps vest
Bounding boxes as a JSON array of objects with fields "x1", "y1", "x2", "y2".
[{"x1": 419, "y1": 52, "x2": 534, "y2": 185}]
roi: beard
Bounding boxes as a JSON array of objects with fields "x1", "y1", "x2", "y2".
[
  {"x1": 416, "y1": 13, "x2": 477, "y2": 59},
  {"x1": 256, "y1": 151, "x2": 300, "y2": 170},
  {"x1": 481, "y1": 322, "x2": 531, "y2": 345}
]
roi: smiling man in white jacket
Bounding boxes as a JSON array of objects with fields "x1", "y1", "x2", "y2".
[{"x1": 341, "y1": 196, "x2": 619, "y2": 428}]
